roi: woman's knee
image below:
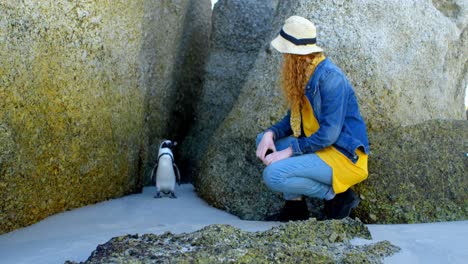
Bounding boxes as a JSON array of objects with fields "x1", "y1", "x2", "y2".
[{"x1": 262, "y1": 164, "x2": 284, "y2": 190}]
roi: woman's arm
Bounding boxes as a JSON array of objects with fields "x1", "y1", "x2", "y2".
[
  {"x1": 290, "y1": 71, "x2": 348, "y2": 155},
  {"x1": 267, "y1": 110, "x2": 293, "y2": 140}
]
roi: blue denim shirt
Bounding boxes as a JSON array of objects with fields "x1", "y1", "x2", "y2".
[{"x1": 267, "y1": 58, "x2": 370, "y2": 161}]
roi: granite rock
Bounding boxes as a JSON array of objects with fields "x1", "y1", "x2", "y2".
[
  {"x1": 196, "y1": 0, "x2": 467, "y2": 222},
  {"x1": 179, "y1": 0, "x2": 278, "y2": 180},
  {"x1": 67, "y1": 218, "x2": 400, "y2": 264},
  {"x1": 0, "y1": 0, "x2": 211, "y2": 234},
  {"x1": 353, "y1": 120, "x2": 468, "y2": 223}
]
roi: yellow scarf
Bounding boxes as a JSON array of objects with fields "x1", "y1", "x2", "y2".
[{"x1": 290, "y1": 54, "x2": 326, "y2": 137}]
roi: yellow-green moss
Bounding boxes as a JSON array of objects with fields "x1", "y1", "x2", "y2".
[
  {"x1": 66, "y1": 219, "x2": 400, "y2": 263},
  {"x1": 0, "y1": 1, "x2": 146, "y2": 234},
  {"x1": 354, "y1": 120, "x2": 468, "y2": 223}
]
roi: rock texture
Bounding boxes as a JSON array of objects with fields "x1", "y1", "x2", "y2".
[
  {"x1": 180, "y1": 0, "x2": 278, "y2": 180},
  {"x1": 66, "y1": 219, "x2": 400, "y2": 264},
  {"x1": 0, "y1": 0, "x2": 211, "y2": 234},
  {"x1": 196, "y1": 0, "x2": 467, "y2": 222},
  {"x1": 283, "y1": 0, "x2": 465, "y2": 131},
  {"x1": 142, "y1": 0, "x2": 211, "y2": 184},
  {"x1": 432, "y1": 0, "x2": 468, "y2": 28},
  {"x1": 197, "y1": 48, "x2": 285, "y2": 220},
  {"x1": 354, "y1": 120, "x2": 468, "y2": 223}
]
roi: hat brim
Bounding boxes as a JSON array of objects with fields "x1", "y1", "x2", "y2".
[{"x1": 271, "y1": 35, "x2": 323, "y2": 55}]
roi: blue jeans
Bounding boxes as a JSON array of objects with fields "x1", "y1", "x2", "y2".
[{"x1": 256, "y1": 132, "x2": 334, "y2": 200}]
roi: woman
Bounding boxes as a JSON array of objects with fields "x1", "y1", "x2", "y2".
[{"x1": 256, "y1": 16, "x2": 369, "y2": 222}]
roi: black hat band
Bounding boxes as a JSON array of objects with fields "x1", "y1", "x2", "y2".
[{"x1": 280, "y1": 29, "x2": 316, "y2": 46}]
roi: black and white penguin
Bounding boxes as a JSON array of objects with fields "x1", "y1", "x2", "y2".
[{"x1": 151, "y1": 140, "x2": 181, "y2": 198}]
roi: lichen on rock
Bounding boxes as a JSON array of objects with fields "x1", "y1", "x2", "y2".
[
  {"x1": 0, "y1": 0, "x2": 211, "y2": 234},
  {"x1": 66, "y1": 218, "x2": 400, "y2": 264},
  {"x1": 353, "y1": 120, "x2": 468, "y2": 223},
  {"x1": 0, "y1": 0, "x2": 148, "y2": 234}
]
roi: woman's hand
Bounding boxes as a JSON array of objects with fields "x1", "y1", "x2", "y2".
[
  {"x1": 264, "y1": 147, "x2": 293, "y2": 165},
  {"x1": 256, "y1": 131, "x2": 276, "y2": 163}
]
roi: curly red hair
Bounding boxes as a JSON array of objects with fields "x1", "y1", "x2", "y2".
[{"x1": 281, "y1": 52, "x2": 325, "y2": 108}]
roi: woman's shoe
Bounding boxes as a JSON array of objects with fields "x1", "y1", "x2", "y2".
[
  {"x1": 265, "y1": 199, "x2": 310, "y2": 222},
  {"x1": 324, "y1": 189, "x2": 360, "y2": 220}
]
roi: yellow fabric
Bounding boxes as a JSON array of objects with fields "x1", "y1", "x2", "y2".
[
  {"x1": 301, "y1": 98, "x2": 368, "y2": 194},
  {"x1": 290, "y1": 54, "x2": 326, "y2": 137},
  {"x1": 290, "y1": 103, "x2": 302, "y2": 137}
]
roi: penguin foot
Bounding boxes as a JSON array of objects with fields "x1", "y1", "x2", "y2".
[
  {"x1": 154, "y1": 192, "x2": 162, "y2": 199},
  {"x1": 169, "y1": 192, "x2": 177, "y2": 199}
]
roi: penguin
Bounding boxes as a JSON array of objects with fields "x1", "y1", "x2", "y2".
[{"x1": 151, "y1": 140, "x2": 181, "y2": 198}]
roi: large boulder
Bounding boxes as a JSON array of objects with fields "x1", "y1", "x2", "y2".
[
  {"x1": 354, "y1": 120, "x2": 468, "y2": 223},
  {"x1": 196, "y1": 0, "x2": 467, "y2": 222},
  {"x1": 179, "y1": 0, "x2": 278, "y2": 180},
  {"x1": 0, "y1": 0, "x2": 211, "y2": 234},
  {"x1": 293, "y1": 0, "x2": 465, "y2": 131},
  {"x1": 66, "y1": 219, "x2": 400, "y2": 263},
  {"x1": 196, "y1": 49, "x2": 284, "y2": 220}
]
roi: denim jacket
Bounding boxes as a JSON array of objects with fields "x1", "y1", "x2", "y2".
[{"x1": 267, "y1": 58, "x2": 370, "y2": 161}]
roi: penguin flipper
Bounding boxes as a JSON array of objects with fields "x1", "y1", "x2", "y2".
[
  {"x1": 173, "y1": 163, "x2": 181, "y2": 185},
  {"x1": 150, "y1": 163, "x2": 158, "y2": 186}
]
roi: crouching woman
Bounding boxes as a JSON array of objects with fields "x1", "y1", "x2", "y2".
[{"x1": 256, "y1": 16, "x2": 369, "y2": 222}]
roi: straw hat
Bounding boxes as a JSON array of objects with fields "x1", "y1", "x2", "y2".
[{"x1": 271, "y1": 16, "x2": 323, "y2": 55}]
